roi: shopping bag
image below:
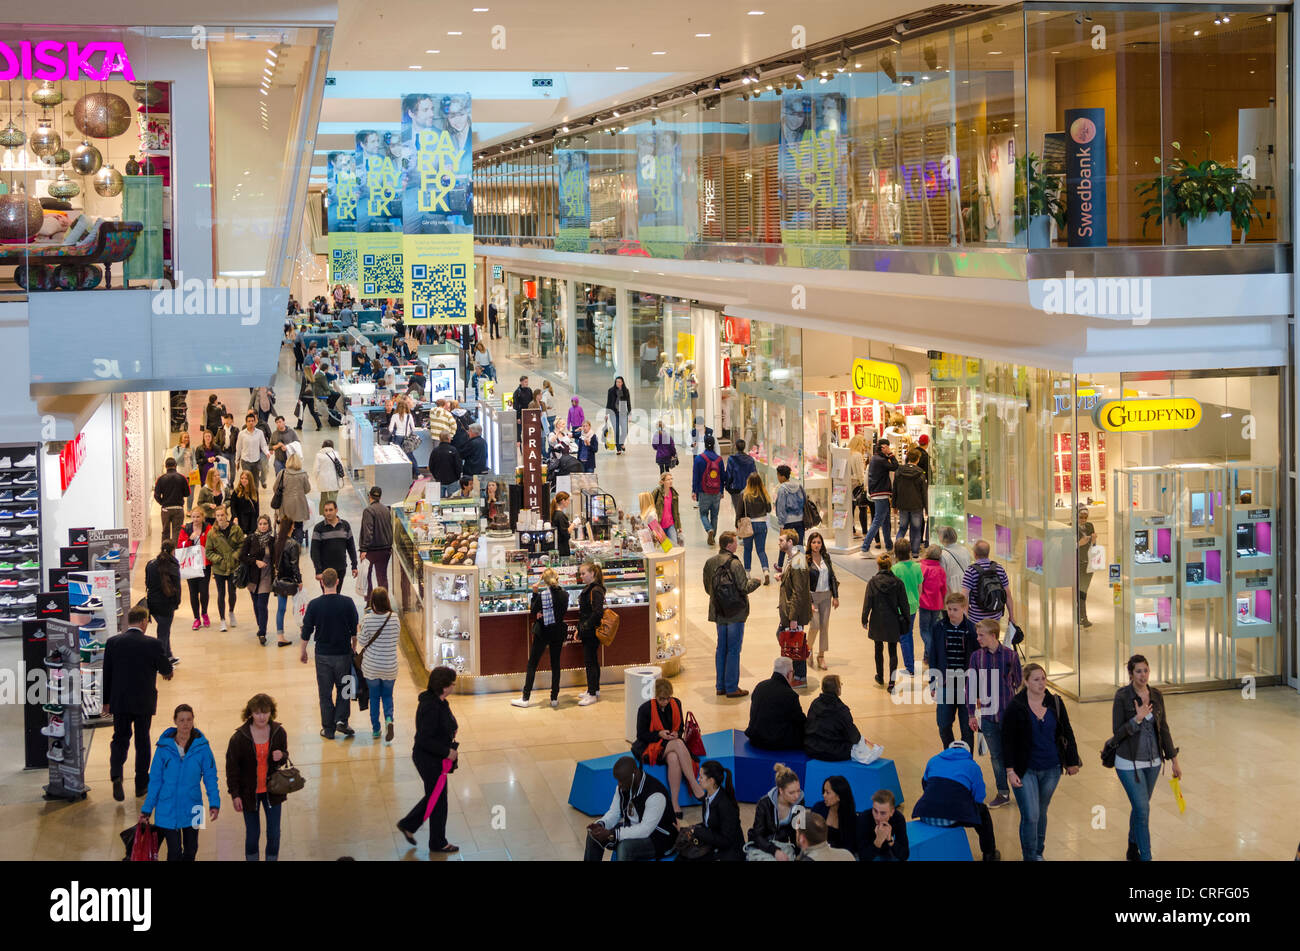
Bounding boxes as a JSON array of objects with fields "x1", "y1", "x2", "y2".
[
  {"x1": 177, "y1": 544, "x2": 206, "y2": 580},
  {"x1": 187, "y1": 468, "x2": 200, "y2": 487},
  {"x1": 293, "y1": 589, "x2": 309, "y2": 623},
  {"x1": 777, "y1": 626, "x2": 809, "y2": 660},
  {"x1": 1169, "y1": 777, "x2": 1187, "y2": 814},
  {"x1": 1088, "y1": 545, "x2": 1106, "y2": 572},
  {"x1": 125, "y1": 819, "x2": 159, "y2": 862}
]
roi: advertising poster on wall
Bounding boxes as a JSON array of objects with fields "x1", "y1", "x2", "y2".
[
  {"x1": 777, "y1": 90, "x2": 849, "y2": 268},
  {"x1": 635, "y1": 130, "x2": 686, "y2": 258},
  {"x1": 401, "y1": 93, "x2": 473, "y2": 324},
  {"x1": 556, "y1": 148, "x2": 591, "y2": 253},
  {"x1": 978, "y1": 133, "x2": 1016, "y2": 243},
  {"x1": 355, "y1": 128, "x2": 405, "y2": 297},
  {"x1": 1065, "y1": 108, "x2": 1107, "y2": 247},
  {"x1": 326, "y1": 149, "x2": 359, "y2": 284}
]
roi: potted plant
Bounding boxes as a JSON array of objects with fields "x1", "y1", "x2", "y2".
[
  {"x1": 1014, "y1": 153, "x2": 1066, "y2": 248},
  {"x1": 1135, "y1": 133, "x2": 1261, "y2": 245}
]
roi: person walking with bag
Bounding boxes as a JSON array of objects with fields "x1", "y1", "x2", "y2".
[
  {"x1": 359, "y1": 587, "x2": 400, "y2": 741},
  {"x1": 1110, "y1": 654, "x2": 1182, "y2": 861},
  {"x1": 145, "y1": 542, "x2": 183, "y2": 666},
  {"x1": 140, "y1": 703, "x2": 220, "y2": 861},
  {"x1": 314, "y1": 440, "x2": 345, "y2": 509},
  {"x1": 703, "y1": 531, "x2": 761, "y2": 699},
  {"x1": 1076, "y1": 504, "x2": 1097, "y2": 628},
  {"x1": 776, "y1": 529, "x2": 812, "y2": 688},
  {"x1": 692, "y1": 434, "x2": 725, "y2": 547},
  {"x1": 178, "y1": 510, "x2": 212, "y2": 630},
  {"x1": 605, "y1": 376, "x2": 631, "y2": 454},
  {"x1": 204, "y1": 505, "x2": 245, "y2": 633},
  {"x1": 804, "y1": 531, "x2": 839, "y2": 671},
  {"x1": 274, "y1": 452, "x2": 312, "y2": 546},
  {"x1": 773, "y1": 465, "x2": 806, "y2": 573},
  {"x1": 511, "y1": 568, "x2": 569, "y2": 708},
  {"x1": 225, "y1": 693, "x2": 289, "y2": 861},
  {"x1": 651, "y1": 419, "x2": 675, "y2": 474},
  {"x1": 575, "y1": 562, "x2": 606, "y2": 708},
  {"x1": 738, "y1": 473, "x2": 772, "y2": 585},
  {"x1": 862, "y1": 552, "x2": 909, "y2": 693},
  {"x1": 722, "y1": 440, "x2": 757, "y2": 528},
  {"x1": 240, "y1": 514, "x2": 276, "y2": 645},
  {"x1": 271, "y1": 516, "x2": 302, "y2": 647},
  {"x1": 153, "y1": 457, "x2": 190, "y2": 547},
  {"x1": 397, "y1": 666, "x2": 460, "y2": 854}
]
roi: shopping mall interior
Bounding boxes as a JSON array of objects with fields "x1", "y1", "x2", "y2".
[{"x1": 0, "y1": 0, "x2": 1297, "y2": 869}]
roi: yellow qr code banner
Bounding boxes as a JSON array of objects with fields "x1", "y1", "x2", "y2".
[
  {"x1": 328, "y1": 233, "x2": 358, "y2": 285},
  {"x1": 403, "y1": 233, "x2": 473, "y2": 324},
  {"x1": 358, "y1": 232, "x2": 405, "y2": 296}
]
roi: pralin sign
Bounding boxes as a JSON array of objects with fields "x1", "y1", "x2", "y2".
[
  {"x1": 519, "y1": 408, "x2": 544, "y2": 514},
  {"x1": 1092, "y1": 398, "x2": 1203, "y2": 433},
  {"x1": 0, "y1": 41, "x2": 135, "y2": 81},
  {"x1": 852, "y1": 358, "x2": 912, "y2": 404}
]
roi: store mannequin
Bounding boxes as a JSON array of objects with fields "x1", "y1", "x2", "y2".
[
  {"x1": 657, "y1": 353, "x2": 674, "y2": 410},
  {"x1": 684, "y1": 360, "x2": 699, "y2": 422},
  {"x1": 719, "y1": 386, "x2": 738, "y2": 437}
]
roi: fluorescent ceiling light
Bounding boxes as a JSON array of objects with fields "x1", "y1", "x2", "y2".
[
  {"x1": 267, "y1": 48, "x2": 278, "y2": 58},
  {"x1": 426, "y1": 49, "x2": 440, "y2": 53},
  {"x1": 748, "y1": 10, "x2": 765, "y2": 15},
  {"x1": 264, "y1": 57, "x2": 275, "y2": 67},
  {"x1": 696, "y1": 33, "x2": 711, "y2": 37},
  {"x1": 473, "y1": 7, "x2": 489, "y2": 11},
  {"x1": 448, "y1": 31, "x2": 463, "y2": 35},
  {"x1": 409, "y1": 65, "x2": 422, "y2": 69},
  {"x1": 651, "y1": 51, "x2": 667, "y2": 55},
  {"x1": 615, "y1": 65, "x2": 628, "y2": 70}
]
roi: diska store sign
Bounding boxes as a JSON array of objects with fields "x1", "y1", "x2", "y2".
[{"x1": 0, "y1": 41, "x2": 135, "y2": 81}]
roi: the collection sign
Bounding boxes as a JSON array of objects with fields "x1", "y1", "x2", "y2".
[
  {"x1": 1092, "y1": 398, "x2": 1203, "y2": 433},
  {"x1": 852, "y1": 359, "x2": 912, "y2": 404}
]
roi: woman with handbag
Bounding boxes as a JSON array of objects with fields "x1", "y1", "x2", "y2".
[
  {"x1": 229, "y1": 470, "x2": 260, "y2": 536},
  {"x1": 273, "y1": 452, "x2": 312, "y2": 546},
  {"x1": 605, "y1": 376, "x2": 631, "y2": 454},
  {"x1": 650, "y1": 471, "x2": 682, "y2": 546},
  {"x1": 1001, "y1": 663, "x2": 1082, "y2": 861},
  {"x1": 575, "y1": 561, "x2": 605, "y2": 708},
  {"x1": 577, "y1": 420, "x2": 599, "y2": 473},
  {"x1": 178, "y1": 510, "x2": 212, "y2": 630},
  {"x1": 739, "y1": 473, "x2": 772, "y2": 585},
  {"x1": 144, "y1": 541, "x2": 182, "y2": 666},
  {"x1": 224, "y1": 693, "x2": 289, "y2": 861},
  {"x1": 204, "y1": 505, "x2": 245, "y2": 633},
  {"x1": 397, "y1": 666, "x2": 460, "y2": 853},
  {"x1": 776, "y1": 529, "x2": 812, "y2": 688},
  {"x1": 651, "y1": 419, "x2": 675, "y2": 474},
  {"x1": 861, "y1": 552, "x2": 910, "y2": 693},
  {"x1": 632, "y1": 678, "x2": 705, "y2": 819},
  {"x1": 805, "y1": 530, "x2": 839, "y2": 670},
  {"x1": 389, "y1": 397, "x2": 420, "y2": 479},
  {"x1": 360, "y1": 587, "x2": 400, "y2": 741},
  {"x1": 1110, "y1": 654, "x2": 1181, "y2": 861},
  {"x1": 676, "y1": 760, "x2": 744, "y2": 861},
  {"x1": 847, "y1": 434, "x2": 869, "y2": 537},
  {"x1": 511, "y1": 568, "x2": 570, "y2": 709},
  {"x1": 240, "y1": 514, "x2": 276, "y2": 645},
  {"x1": 271, "y1": 516, "x2": 302, "y2": 647},
  {"x1": 171, "y1": 431, "x2": 196, "y2": 509}
]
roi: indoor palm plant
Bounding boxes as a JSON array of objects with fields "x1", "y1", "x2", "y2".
[
  {"x1": 1135, "y1": 133, "x2": 1261, "y2": 245},
  {"x1": 1013, "y1": 153, "x2": 1066, "y2": 247}
]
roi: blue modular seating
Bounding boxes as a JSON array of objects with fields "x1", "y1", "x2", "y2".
[
  {"x1": 731, "y1": 733, "x2": 807, "y2": 803},
  {"x1": 905, "y1": 820, "x2": 973, "y2": 861},
  {"x1": 803, "y1": 757, "x2": 905, "y2": 812},
  {"x1": 567, "y1": 730, "x2": 734, "y2": 816}
]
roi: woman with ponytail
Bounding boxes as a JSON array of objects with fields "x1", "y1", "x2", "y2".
[
  {"x1": 550, "y1": 491, "x2": 571, "y2": 557},
  {"x1": 676, "y1": 760, "x2": 744, "y2": 861}
]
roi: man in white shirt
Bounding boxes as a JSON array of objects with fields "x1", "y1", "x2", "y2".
[
  {"x1": 583, "y1": 757, "x2": 679, "y2": 862},
  {"x1": 234, "y1": 411, "x2": 270, "y2": 482}
]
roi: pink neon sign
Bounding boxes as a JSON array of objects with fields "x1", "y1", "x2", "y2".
[{"x1": 0, "y1": 41, "x2": 135, "y2": 81}]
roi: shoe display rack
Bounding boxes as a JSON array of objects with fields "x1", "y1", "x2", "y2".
[
  {"x1": 0, "y1": 445, "x2": 43, "y2": 635},
  {"x1": 69, "y1": 568, "x2": 124, "y2": 728},
  {"x1": 169, "y1": 390, "x2": 189, "y2": 434},
  {"x1": 41, "y1": 617, "x2": 88, "y2": 801}
]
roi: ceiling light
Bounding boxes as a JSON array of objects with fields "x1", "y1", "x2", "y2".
[
  {"x1": 447, "y1": 31, "x2": 463, "y2": 35},
  {"x1": 652, "y1": 51, "x2": 667, "y2": 55},
  {"x1": 612, "y1": 110, "x2": 620, "y2": 117},
  {"x1": 409, "y1": 65, "x2": 422, "y2": 69},
  {"x1": 711, "y1": 77, "x2": 724, "y2": 91},
  {"x1": 560, "y1": 125, "x2": 569, "y2": 132},
  {"x1": 748, "y1": 10, "x2": 765, "y2": 14},
  {"x1": 426, "y1": 49, "x2": 440, "y2": 53},
  {"x1": 765, "y1": 83, "x2": 774, "y2": 90},
  {"x1": 900, "y1": 76, "x2": 914, "y2": 86},
  {"x1": 473, "y1": 6, "x2": 489, "y2": 11},
  {"x1": 696, "y1": 33, "x2": 711, "y2": 37},
  {"x1": 1193, "y1": 29, "x2": 1200, "y2": 36},
  {"x1": 264, "y1": 57, "x2": 276, "y2": 67},
  {"x1": 615, "y1": 65, "x2": 628, "y2": 70},
  {"x1": 988, "y1": 50, "x2": 1003, "y2": 55},
  {"x1": 818, "y1": 76, "x2": 828, "y2": 84},
  {"x1": 267, "y1": 47, "x2": 278, "y2": 59}
]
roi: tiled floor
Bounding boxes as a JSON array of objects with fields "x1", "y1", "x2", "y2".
[{"x1": 1, "y1": 340, "x2": 1296, "y2": 861}]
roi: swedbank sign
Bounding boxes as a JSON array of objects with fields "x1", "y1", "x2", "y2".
[
  {"x1": 1092, "y1": 398, "x2": 1203, "y2": 433},
  {"x1": 852, "y1": 359, "x2": 911, "y2": 404}
]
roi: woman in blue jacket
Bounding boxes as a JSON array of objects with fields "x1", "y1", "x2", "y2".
[{"x1": 141, "y1": 704, "x2": 221, "y2": 861}]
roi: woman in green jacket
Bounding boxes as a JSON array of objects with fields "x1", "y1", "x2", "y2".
[{"x1": 205, "y1": 504, "x2": 246, "y2": 632}]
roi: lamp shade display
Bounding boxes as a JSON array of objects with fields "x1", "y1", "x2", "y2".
[
  {"x1": 31, "y1": 81, "x2": 64, "y2": 108},
  {"x1": 0, "y1": 193, "x2": 43, "y2": 241},
  {"x1": 48, "y1": 170, "x2": 80, "y2": 199},
  {"x1": 92, "y1": 163, "x2": 124, "y2": 197},
  {"x1": 71, "y1": 139, "x2": 103, "y2": 175},
  {"x1": 29, "y1": 120, "x2": 61, "y2": 158},
  {"x1": 45, "y1": 147, "x2": 71, "y2": 166},
  {"x1": 73, "y1": 92, "x2": 131, "y2": 138},
  {"x1": 0, "y1": 120, "x2": 25, "y2": 148}
]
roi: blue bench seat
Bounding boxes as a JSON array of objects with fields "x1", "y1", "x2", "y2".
[
  {"x1": 567, "y1": 730, "x2": 734, "y2": 816},
  {"x1": 803, "y1": 757, "x2": 905, "y2": 812},
  {"x1": 905, "y1": 820, "x2": 973, "y2": 861}
]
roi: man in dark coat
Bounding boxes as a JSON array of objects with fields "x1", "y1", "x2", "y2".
[
  {"x1": 428, "y1": 434, "x2": 462, "y2": 497},
  {"x1": 745, "y1": 657, "x2": 806, "y2": 750},
  {"x1": 102, "y1": 605, "x2": 174, "y2": 802},
  {"x1": 460, "y1": 423, "x2": 488, "y2": 476}
]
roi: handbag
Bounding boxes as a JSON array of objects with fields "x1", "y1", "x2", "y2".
[
  {"x1": 682, "y1": 711, "x2": 706, "y2": 759},
  {"x1": 667, "y1": 452, "x2": 679, "y2": 469},
  {"x1": 595, "y1": 607, "x2": 620, "y2": 646},
  {"x1": 270, "y1": 472, "x2": 284, "y2": 511},
  {"x1": 401, "y1": 434, "x2": 419, "y2": 455},
  {"x1": 233, "y1": 562, "x2": 249, "y2": 588},
  {"x1": 351, "y1": 615, "x2": 391, "y2": 711},
  {"x1": 736, "y1": 516, "x2": 754, "y2": 539},
  {"x1": 675, "y1": 826, "x2": 713, "y2": 861},
  {"x1": 265, "y1": 755, "x2": 307, "y2": 796},
  {"x1": 778, "y1": 626, "x2": 809, "y2": 660},
  {"x1": 1101, "y1": 735, "x2": 1119, "y2": 769}
]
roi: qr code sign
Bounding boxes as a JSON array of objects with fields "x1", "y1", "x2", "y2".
[
  {"x1": 410, "y1": 262, "x2": 468, "y2": 321},
  {"x1": 362, "y1": 252, "x2": 404, "y2": 295},
  {"x1": 330, "y1": 247, "x2": 358, "y2": 283}
]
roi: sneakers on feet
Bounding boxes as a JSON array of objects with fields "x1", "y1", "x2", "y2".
[
  {"x1": 549, "y1": 699, "x2": 559, "y2": 708},
  {"x1": 989, "y1": 793, "x2": 1011, "y2": 808},
  {"x1": 319, "y1": 728, "x2": 336, "y2": 739},
  {"x1": 220, "y1": 620, "x2": 228, "y2": 632},
  {"x1": 385, "y1": 720, "x2": 394, "y2": 742},
  {"x1": 229, "y1": 613, "x2": 237, "y2": 628},
  {"x1": 191, "y1": 618, "x2": 201, "y2": 630},
  {"x1": 201, "y1": 613, "x2": 210, "y2": 628},
  {"x1": 578, "y1": 693, "x2": 598, "y2": 706},
  {"x1": 336, "y1": 722, "x2": 356, "y2": 737},
  {"x1": 510, "y1": 697, "x2": 531, "y2": 708}
]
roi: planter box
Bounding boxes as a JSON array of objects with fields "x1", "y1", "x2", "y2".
[
  {"x1": 1014, "y1": 215, "x2": 1053, "y2": 248},
  {"x1": 1186, "y1": 211, "x2": 1232, "y2": 246}
]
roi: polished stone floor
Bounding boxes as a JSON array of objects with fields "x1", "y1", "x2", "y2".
[{"x1": 1, "y1": 339, "x2": 1296, "y2": 861}]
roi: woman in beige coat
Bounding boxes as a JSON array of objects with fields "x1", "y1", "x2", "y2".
[{"x1": 274, "y1": 451, "x2": 312, "y2": 545}]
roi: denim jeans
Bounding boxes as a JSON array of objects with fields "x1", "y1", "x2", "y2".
[
  {"x1": 251, "y1": 591, "x2": 270, "y2": 637},
  {"x1": 742, "y1": 520, "x2": 769, "y2": 572},
  {"x1": 314, "y1": 653, "x2": 353, "y2": 731},
  {"x1": 275, "y1": 594, "x2": 290, "y2": 634},
  {"x1": 366, "y1": 678, "x2": 396, "y2": 733},
  {"x1": 937, "y1": 701, "x2": 975, "y2": 749},
  {"x1": 897, "y1": 509, "x2": 925, "y2": 556},
  {"x1": 864, "y1": 498, "x2": 892, "y2": 550},
  {"x1": 978, "y1": 716, "x2": 1009, "y2": 794},
  {"x1": 918, "y1": 607, "x2": 941, "y2": 663},
  {"x1": 698, "y1": 492, "x2": 722, "y2": 534},
  {"x1": 1012, "y1": 767, "x2": 1062, "y2": 861},
  {"x1": 898, "y1": 612, "x2": 916, "y2": 673},
  {"x1": 715, "y1": 622, "x2": 745, "y2": 694},
  {"x1": 663, "y1": 524, "x2": 679, "y2": 545},
  {"x1": 584, "y1": 830, "x2": 657, "y2": 862},
  {"x1": 243, "y1": 792, "x2": 282, "y2": 861},
  {"x1": 1117, "y1": 765, "x2": 1162, "y2": 861}
]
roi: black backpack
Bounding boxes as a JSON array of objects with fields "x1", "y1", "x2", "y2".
[
  {"x1": 803, "y1": 494, "x2": 821, "y2": 528},
  {"x1": 972, "y1": 562, "x2": 1007, "y2": 616},
  {"x1": 711, "y1": 558, "x2": 746, "y2": 616}
]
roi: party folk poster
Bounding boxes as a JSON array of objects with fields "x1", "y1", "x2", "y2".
[
  {"x1": 777, "y1": 90, "x2": 849, "y2": 267},
  {"x1": 355, "y1": 127, "x2": 404, "y2": 295},
  {"x1": 326, "y1": 149, "x2": 359, "y2": 284}
]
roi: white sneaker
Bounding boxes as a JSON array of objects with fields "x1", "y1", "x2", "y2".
[
  {"x1": 14, "y1": 453, "x2": 36, "y2": 468},
  {"x1": 549, "y1": 699, "x2": 559, "y2": 708},
  {"x1": 229, "y1": 612, "x2": 237, "y2": 628},
  {"x1": 220, "y1": 620, "x2": 228, "y2": 632},
  {"x1": 510, "y1": 697, "x2": 531, "y2": 708},
  {"x1": 578, "y1": 694, "x2": 598, "y2": 706}
]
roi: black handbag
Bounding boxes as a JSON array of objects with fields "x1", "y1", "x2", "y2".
[{"x1": 270, "y1": 472, "x2": 284, "y2": 510}]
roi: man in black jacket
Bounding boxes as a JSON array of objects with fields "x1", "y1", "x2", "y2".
[
  {"x1": 511, "y1": 375, "x2": 533, "y2": 442},
  {"x1": 892, "y1": 447, "x2": 929, "y2": 557},
  {"x1": 862, "y1": 439, "x2": 898, "y2": 553},
  {"x1": 102, "y1": 606, "x2": 174, "y2": 802},
  {"x1": 215, "y1": 412, "x2": 240, "y2": 475},
  {"x1": 428, "y1": 434, "x2": 462, "y2": 497},
  {"x1": 309, "y1": 500, "x2": 358, "y2": 589},
  {"x1": 358, "y1": 486, "x2": 394, "y2": 595},
  {"x1": 152, "y1": 458, "x2": 190, "y2": 546},
  {"x1": 745, "y1": 657, "x2": 806, "y2": 750},
  {"x1": 584, "y1": 757, "x2": 678, "y2": 861},
  {"x1": 299, "y1": 567, "x2": 360, "y2": 738},
  {"x1": 460, "y1": 423, "x2": 488, "y2": 476}
]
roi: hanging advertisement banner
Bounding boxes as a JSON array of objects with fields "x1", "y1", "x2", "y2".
[
  {"x1": 520, "y1": 408, "x2": 544, "y2": 514},
  {"x1": 978, "y1": 133, "x2": 1016, "y2": 243},
  {"x1": 401, "y1": 93, "x2": 473, "y2": 324},
  {"x1": 556, "y1": 148, "x2": 590, "y2": 253},
  {"x1": 1065, "y1": 107, "x2": 1107, "y2": 247},
  {"x1": 355, "y1": 127, "x2": 404, "y2": 296},
  {"x1": 635, "y1": 130, "x2": 686, "y2": 258},
  {"x1": 778, "y1": 89, "x2": 848, "y2": 268},
  {"x1": 326, "y1": 149, "x2": 359, "y2": 284}
]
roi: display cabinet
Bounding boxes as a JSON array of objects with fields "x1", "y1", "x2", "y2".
[
  {"x1": 1019, "y1": 516, "x2": 1078, "y2": 680},
  {"x1": 1113, "y1": 467, "x2": 1179, "y2": 683},
  {"x1": 1226, "y1": 464, "x2": 1276, "y2": 571}
]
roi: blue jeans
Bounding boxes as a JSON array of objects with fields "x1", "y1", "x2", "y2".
[
  {"x1": 978, "y1": 716, "x2": 1009, "y2": 794},
  {"x1": 937, "y1": 699, "x2": 975, "y2": 749},
  {"x1": 864, "y1": 498, "x2": 892, "y2": 550},
  {"x1": 918, "y1": 607, "x2": 941, "y2": 663},
  {"x1": 742, "y1": 520, "x2": 769, "y2": 572},
  {"x1": 899, "y1": 612, "x2": 916, "y2": 673},
  {"x1": 366, "y1": 678, "x2": 395, "y2": 733},
  {"x1": 242, "y1": 792, "x2": 282, "y2": 861},
  {"x1": 275, "y1": 594, "x2": 290, "y2": 634},
  {"x1": 715, "y1": 622, "x2": 745, "y2": 694},
  {"x1": 698, "y1": 492, "x2": 721, "y2": 534},
  {"x1": 898, "y1": 509, "x2": 924, "y2": 556},
  {"x1": 1012, "y1": 767, "x2": 1062, "y2": 861},
  {"x1": 663, "y1": 524, "x2": 679, "y2": 545},
  {"x1": 1117, "y1": 765, "x2": 1162, "y2": 861}
]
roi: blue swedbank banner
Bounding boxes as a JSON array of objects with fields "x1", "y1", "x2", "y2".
[
  {"x1": 1065, "y1": 107, "x2": 1106, "y2": 247},
  {"x1": 326, "y1": 149, "x2": 358, "y2": 284},
  {"x1": 556, "y1": 148, "x2": 590, "y2": 253},
  {"x1": 401, "y1": 93, "x2": 473, "y2": 324}
]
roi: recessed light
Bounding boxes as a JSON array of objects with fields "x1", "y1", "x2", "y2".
[
  {"x1": 473, "y1": 6, "x2": 489, "y2": 10},
  {"x1": 447, "y1": 31, "x2": 463, "y2": 35},
  {"x1": 264, "y1": 57, "x2": 276, "y2": 67},
  {"x1": 651, "y1": 51, "x2": 667, "y2": 55},
  {"x1": 748, "y1": 10, "x2": 765, "y2": 14},
  {"x1": 615, "y1": 66, "x2": 628, "y2": 70},
  {"x1": 267, "y1": 48, "x2": 278, "y2": 59},
  {"x1": 988, "y1": 50, "x2": 1002, "y2": 55},
  {"x1": 696, "y1": 33, "x2": 711, "y2": 37},
  {"x1": 426, "y1": 49, "x2": 440, "y2": 53},
  {"x1": 409, "y1": 65, "x2": 421, "y2": 69},
  {"x1": 1051, "y1": 50, "x2": 1060, "y2": 54}
]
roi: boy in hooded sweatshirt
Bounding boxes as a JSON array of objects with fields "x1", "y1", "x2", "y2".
[
  {"x1": 566, "y1": 396, "x2": 585, "y2": 431},
  {"x1": 911, "y1": 739, "x2": 999, "y2": 861}
]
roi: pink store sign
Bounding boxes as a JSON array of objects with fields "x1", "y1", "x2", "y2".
[{"x1": 0, "y1": 41, "x2": 135, "y2": 81}]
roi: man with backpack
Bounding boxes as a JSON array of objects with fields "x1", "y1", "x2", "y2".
[
  {"x1": 692, "y1": 434, "x2": 725, "y2": 547},
  {"x1": 722, "y1": 439, "x2": 757, "y2": 527},
  {"x1": 960, "y1": 538, "x2": 1016, "y2": 630},
  {"x1": 703, "y1": 531, "x2": 761, "y2": 698}
]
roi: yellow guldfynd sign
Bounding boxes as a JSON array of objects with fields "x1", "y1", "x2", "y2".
[
  {"x1": 1092, "y1": 398, "x2": 1203, "y2": 433},
  {"x1": 852, "y1": 358, "x2": 911, "y2": 404}
]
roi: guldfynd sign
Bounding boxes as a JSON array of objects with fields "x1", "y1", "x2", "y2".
[
  {"x1": 852, "y1": 358, "x2": 911, "y2": 404},
  {"x1": 1092, "y1": 398, "x2": 1203, "y2": 433}
]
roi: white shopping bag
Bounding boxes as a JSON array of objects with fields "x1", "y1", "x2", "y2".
[
  {"x1": 177, "y1": 544, "x2": 206, "y2": 580},
  {"x1": 293, "y1": 589, "x2": 310, "y2": 623},
  {"x1": 1088, "y1": 544, "x2": 1106, "y2": 572}
]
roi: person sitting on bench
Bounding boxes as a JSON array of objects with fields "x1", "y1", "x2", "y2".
[
  {"x1": 911, "y1": 740, "x2": 1000, "y2": 861},
  {"x1": 583, "y1": 757, "x2": 679, "y2": 862},
  {"x1": 745, "y1": 657, "x2": 806, "y2": 751}
]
